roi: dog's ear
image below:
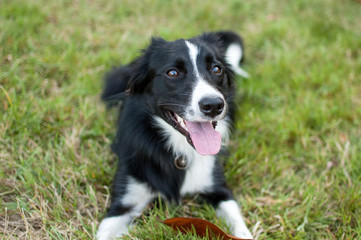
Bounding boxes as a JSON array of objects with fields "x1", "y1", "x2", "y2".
[
  {"x1": 200, "y1": 31, "x2": 244, "y2": 56},
  {"x1": 101, "y1": 53, "x2": 151, "y2": 106},
  {"x1": 127, "y1": 37, "x2": 167, "y2": 94},
  {"x1": 199, "y1": 32, "x2": 223, "y2": 49},
  {"x1": 101, "y1": 65, "x2": 133, "y2": 107},
  {"x1": 126, "y1": 54, "x2": 150, "y2": 94},
  {"x1": 200, "y1": 31, "x2": 249, "y2": 78}
]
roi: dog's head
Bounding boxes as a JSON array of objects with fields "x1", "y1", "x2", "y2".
[{"x1": 125, "y1": 34, "x2": 238, "y2": 155}]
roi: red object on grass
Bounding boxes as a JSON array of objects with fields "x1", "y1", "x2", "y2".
[{"x1": 163, "y1": 217, "x2": 252, "y2": 240}]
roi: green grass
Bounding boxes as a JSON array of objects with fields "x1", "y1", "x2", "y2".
[{"x1": 1, "y1": 0, "x2": 360, "y2": 239}]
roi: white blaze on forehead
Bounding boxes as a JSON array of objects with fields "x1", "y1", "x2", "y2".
[
  {"x1": 184, "y1": 40, "x2": 226, "y2": 121},
  {"x1": 185, "y1": 41, "x2": 201, "y2": 78}
]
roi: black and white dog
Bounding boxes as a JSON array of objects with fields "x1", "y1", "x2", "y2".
[{"x1": 97, "y1": 31, "x2": 253, "y2": 240}]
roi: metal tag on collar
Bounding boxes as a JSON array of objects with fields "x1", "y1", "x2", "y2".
[{"x1": 174, "y1": 156, "x2": 188, "y2": 170}]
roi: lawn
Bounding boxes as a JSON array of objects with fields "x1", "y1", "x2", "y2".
[{"x1": 1, "y1": 0, "x2": 360, "y2": 239}]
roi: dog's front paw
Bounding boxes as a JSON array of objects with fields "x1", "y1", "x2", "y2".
[
  {"x1": 233, "y1": 224, "x2": 253, "y2": 240},
  {"x1": 97, "y1": 216, "x2": 130, "y2": 240}
]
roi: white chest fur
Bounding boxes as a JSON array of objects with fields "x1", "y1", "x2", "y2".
[
  {"x1": 153, "y1": 116, "x2": 231, "y2": 195},
  {"x1": 180, "y1": 153, "x2": 215, "y2": 195}
]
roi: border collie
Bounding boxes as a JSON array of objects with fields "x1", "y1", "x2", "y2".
[{"x1": 97, "y1": 31, "x2": 253, "y2": 240}]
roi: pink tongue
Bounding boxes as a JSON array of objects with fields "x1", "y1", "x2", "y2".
[{"x1": 184, "y1": 120, "x2": 222, "y2": 155}]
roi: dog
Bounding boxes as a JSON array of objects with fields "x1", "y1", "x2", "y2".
[{"x1": 97, "y1": 31, "x2": 253, "y2": 240}]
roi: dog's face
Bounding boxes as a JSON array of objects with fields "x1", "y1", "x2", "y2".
[{"x1": 128, "y1": 37, "x2": 234, "y2": 155}]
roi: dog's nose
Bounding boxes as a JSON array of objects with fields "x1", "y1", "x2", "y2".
[{"x1": 199, "y1": 97, "x2": 225, "y2": 118}]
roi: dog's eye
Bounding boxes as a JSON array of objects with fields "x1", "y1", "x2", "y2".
[
  {"x1": 211, "y1": 66, "x2": 222, "y2": 75},
  {"x1": 167, "y1": 69, "x2": 179, "y2": 78}
]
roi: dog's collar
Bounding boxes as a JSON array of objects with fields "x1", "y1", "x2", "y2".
[{"x1": 174, "y1": 156, "x2": 188, "y2": 170}]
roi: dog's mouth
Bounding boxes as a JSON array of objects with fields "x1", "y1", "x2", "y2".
[{"x1": 165, "y1": 110, "x2": 221, "y2": 156}]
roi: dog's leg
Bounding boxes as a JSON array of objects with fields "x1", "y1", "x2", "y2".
[
  {"x1": 216, "y1": 199, "x2": 253, "y2": 239},
  {"x1": 97, "y1": 177, "x2": 154, "y2": 240},
  {"x1": 202, "y1": 190, "x2": 253, "y2": 240},
  {"x1": 200, "y1": 161, "x2": 253, "y2": 240}
]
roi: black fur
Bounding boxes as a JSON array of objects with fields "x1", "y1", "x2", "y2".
[{"x1": 101, "y1": 31, "x2": 243, "y2": 220}]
